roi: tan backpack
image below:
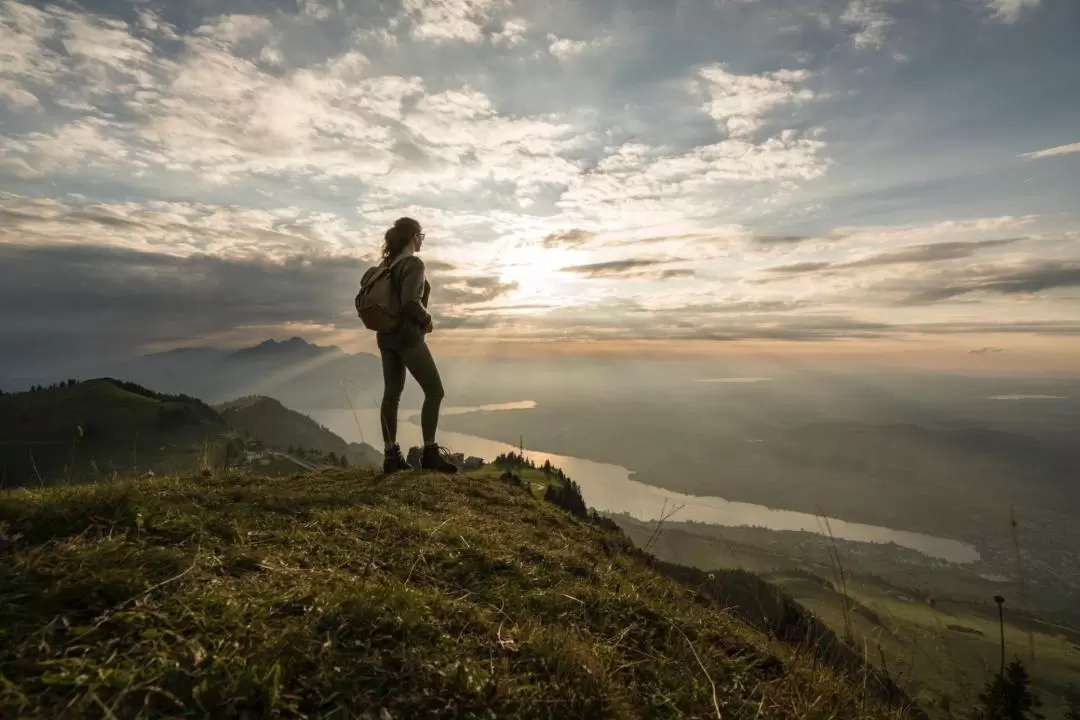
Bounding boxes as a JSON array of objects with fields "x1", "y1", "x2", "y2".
[{"x1": 355, "y1": 261, "x2": 402, "y2": 332}]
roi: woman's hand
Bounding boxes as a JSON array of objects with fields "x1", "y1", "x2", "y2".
[{"x1": 425, "y1": 318, "x2": 434, "y2": 334}]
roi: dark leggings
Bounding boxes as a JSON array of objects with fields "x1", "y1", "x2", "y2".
[{"x1": 380, "y1": 342, "x2": 445, "y2": 446}]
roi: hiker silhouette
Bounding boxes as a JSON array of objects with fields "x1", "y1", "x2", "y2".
[{"x1": 357, "y1": 217, "x2": 458, "y2": 475}]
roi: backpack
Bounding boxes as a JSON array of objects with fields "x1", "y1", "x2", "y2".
[{"x1": 355, "y1": 261, "x2": 402, "y2": 332}]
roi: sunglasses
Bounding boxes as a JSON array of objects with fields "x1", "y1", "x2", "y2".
[{"x1": 416, "y1": 232, "x2": 425, "y2": 242}]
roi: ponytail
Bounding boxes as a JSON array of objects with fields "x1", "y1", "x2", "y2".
[{"x1": 381, "y1": 217, "x2": 422, "y2": 260}]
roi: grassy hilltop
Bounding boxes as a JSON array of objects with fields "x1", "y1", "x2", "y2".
[
  {"x1": 0, "y1": 466, "x2": 911, "y2": 719},
  {"x1": 0, "y1": 379, "x2": 234, "y2": 486}
]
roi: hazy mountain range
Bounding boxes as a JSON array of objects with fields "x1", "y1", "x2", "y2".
[{"x1": 114, "y1": 338, "x2": 383, "y2": 409}]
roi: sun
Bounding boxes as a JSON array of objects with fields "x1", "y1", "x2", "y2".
[{"x1": 497, "y1": 244, "x2": 577, "y2": 301}]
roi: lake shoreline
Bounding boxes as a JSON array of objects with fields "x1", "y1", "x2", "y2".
[{"x1": 307, "y1": 404, "x2": 981, "y2": 565}]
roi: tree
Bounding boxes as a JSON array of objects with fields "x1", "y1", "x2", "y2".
[
  {"x1": 339, "y1": 455, "x2": 349, "y2": 468},
  {"x1": 328, "y1": 451, "x2": 338, "y2": 464},
  {"x1": 1064, "y1": 684, "x2": 1080, "y2": 720},
  {"x1": 977, "y1": 659, "x2": 1043, "y2": 719}
]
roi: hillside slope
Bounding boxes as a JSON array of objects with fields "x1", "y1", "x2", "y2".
[
  {"x1": 0, "y1": 379, "x2": 235, "y2": 488},
  {"x1": 217, "y1": 395, "x2": 381, "y2": 468},
  {"x1": 0, "y1": 469, "x2": 910, "y2": 719}
]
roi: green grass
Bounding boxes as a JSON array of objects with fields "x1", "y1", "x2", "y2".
[
  {"x1": 247, "y1": 455, "x2": 312, "y2": 477},
  {"x1": 0, "y1": 469, "x2": 912, "y2": 719},
  {"x1": 612, "y1": 515, "x2": 1080, "y2": 718}
]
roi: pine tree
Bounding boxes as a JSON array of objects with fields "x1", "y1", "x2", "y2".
[{"x1": 977, "y1": 659, "x2": 1043, "y2": 719}]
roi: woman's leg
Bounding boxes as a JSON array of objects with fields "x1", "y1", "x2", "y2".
[
  {"x1": 379, "y1": 349, "x2": 407, "y2": 448},
  {"x1": 398, "y1": 342, "x2": 445, "y2": 445}
]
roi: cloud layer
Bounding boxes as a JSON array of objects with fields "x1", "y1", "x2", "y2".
[{"x1": 0, "y1": 0, "x2": 1078, "y2": 372}]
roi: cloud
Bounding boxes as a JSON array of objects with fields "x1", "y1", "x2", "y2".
[
  {"x1": 492, "y1": 18, "x2": 528, "y2": 47},
  {"x1": 560, "y1": 259, "x2": 668, "y2": 277},
  {"x1": 553, "y1": 257, "x2": 696, "y2": 281},
  {"x1": 841, "y1": 0, "x2": 893, "y2": 49},
  {"x1": 436, "y1": 274, "x2": 519, "y2": 305},
  {"x1": 763, "y1": 238, "x2": 1021, "y2": 277},
  {"x1": 0, "y1": 243, "x2": 365, "y2": 364},
  {"x1": 0, "y1": 79, "x2": 39, "y2": 109},
  {"x1": 841, "y1": 238, "x2": 1021, "y2": 267},
  {"x1": 682, "y1": 314, "x2": 895, "y2": 342},
  {"x1": 542, "y1": 229, "x2": 595, "y2": 248},
  {"x1": 695, "y1": 65, "x2": 815, "y2": 138},
  {"x1": 403, "y1": 0, "x2": 503, "y2": 43},
  {"x1": 985, "y1": 0, "x2": 1041, "y2": 23},
  {"x1": 1020, "y1": 141, "x2": 1080, "y2": 160},
  {"x1": 547, "y1": 34, "x2": 611, "y2": 61},
  {"x1": 886, "y1": 260, "x2": 1080, "y2": 304},
  {"x1": 766, "y1": 261, "x2": 833, "y2": 274},
  {"x1": 0, "y1": 240, "x2": 515, "y2": 371},
  {"x1": 0, "y1": 0, "x2": 1076, "y2": 368},
  {"x1": 988, "y1": 395, "x2": 1065, "y2": 401},
  {"x1": 912, "y1": 321, "x2": 1080, "y2": 336},
  {"x1": 754, "y1": 235, "x2": 814, "y2": 245},
  {"x1": 969, "y1": 346, "x2": 1005, "y2": 354},
  {"x1": 299, "y1": 0, "x2": 340, "y2": 21},
  {"x1": 0, "y1": 193, "x2": 374, "y2": 261}
]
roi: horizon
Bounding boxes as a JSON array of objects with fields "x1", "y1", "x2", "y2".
[{"x1": 1, "y1": 0, "x2": 1079, "y2": 376}]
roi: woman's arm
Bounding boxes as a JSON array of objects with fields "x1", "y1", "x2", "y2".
[{"x1": 398, "y1": 257, "x2": 433, "y2": 328}]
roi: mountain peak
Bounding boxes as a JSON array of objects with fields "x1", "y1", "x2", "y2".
[{"x1": 230, "y1": 337, "x2": 342, "y2": 360}]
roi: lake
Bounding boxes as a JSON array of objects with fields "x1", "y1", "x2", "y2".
[{"x1": 307, "y1": 402, "x2": 981, "y2": 565}]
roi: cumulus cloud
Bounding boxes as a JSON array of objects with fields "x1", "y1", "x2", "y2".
[
  {"x1": 547, "y1": 34, "x2": 611, "y2": 60},
  {"x1": 985, "y1": 0, "x2": 1041, "y2": 23},
  {"x1": 403, "y1": 0, "x2": 503, "y2": 43},
  {"x1": 841, "y1": 0, "x2": 893, "y2": 49},
  {"x1": 492, "y1": 18, "x2": 527, "y2": 46},
  {"x1": 695, "y1": 65, "x2": 815, "y2": 138}
]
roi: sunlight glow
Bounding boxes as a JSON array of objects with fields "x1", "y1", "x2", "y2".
[{"x1": 496, "y1": 243, "x2": 579, "y2": 305}]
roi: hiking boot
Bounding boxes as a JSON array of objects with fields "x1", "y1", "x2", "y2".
[
  {"x1": 421, "y1": 445, "x2": 459, "y2": 474},
  {"x1": 383, "y1": 445, "x2": 412, "y2": 474}
]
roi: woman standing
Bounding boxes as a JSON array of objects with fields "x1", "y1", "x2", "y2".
[{"x1": 374, "y1": 217, "x2": 458, "y2": 474}]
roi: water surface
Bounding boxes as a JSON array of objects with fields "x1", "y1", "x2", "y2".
[{"x1": 308, "y1": 404, "x2": 981, "y2": 565}]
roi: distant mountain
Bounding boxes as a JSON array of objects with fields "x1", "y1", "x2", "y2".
[
  {"x1": 217, "y1": 395, "x2": 381, "y2": 468},
  {"x1": 0, "y1": 379, "x2": 237, "y2": 488},
  {"x1": 117, "y1": 337, "x2": 382, "y2": 408},
  {"x1": 229, "y1": 337, "x2": 343, "y2": 362}
]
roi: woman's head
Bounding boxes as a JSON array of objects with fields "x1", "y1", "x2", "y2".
[{"x1": 382, "y1": 217, "x2": 424, "y2": 259}]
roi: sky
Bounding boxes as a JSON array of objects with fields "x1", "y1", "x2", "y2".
[{"x1": 1, "y1": 0, "x2": 1079, "y2": 376}]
